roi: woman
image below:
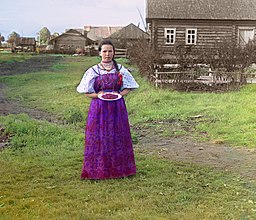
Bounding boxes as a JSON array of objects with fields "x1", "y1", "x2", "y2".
[{"x1": 77, "y1": 40, "x2": 139, "y2": 179}]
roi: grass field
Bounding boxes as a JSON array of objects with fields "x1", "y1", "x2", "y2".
[{"x1": 1, "y1": 54, "x2": 256, "y2": 219}]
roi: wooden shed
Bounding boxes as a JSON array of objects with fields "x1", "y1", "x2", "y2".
[
  {"x1": 15, "y1": 37, "x2": 36, "y2": 52},
  {"x1": 146, "y1": 0, "x2": 256, "y2": 60},
  {"x1": 50, "y1": 29, "x2": 94, "y2": 54}
]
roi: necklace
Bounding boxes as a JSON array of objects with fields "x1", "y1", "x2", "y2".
[{"x1": 100, "y1": 62, "x2": 114, "y2": 71}]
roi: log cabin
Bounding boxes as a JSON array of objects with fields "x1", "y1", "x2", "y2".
[
  {"x1": 15, "y1": 37, "x2": 36, "y2": 52},
  {"x1": 146, "y1": 0, "x2": 256, "y2": 61},
  {"x1": 50, "y1": 29, "x2": 94, "y2": 54}
]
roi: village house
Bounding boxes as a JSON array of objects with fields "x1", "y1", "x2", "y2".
[
  {"x1": 146, "y1": 0, "x2": 256, "y2": 61},
  {"x1": 49, "y1": 29, "x2": 94, "y2": 54},
  {"x1": 15, "y1": 37, "x2": 36, "y2": 52}
]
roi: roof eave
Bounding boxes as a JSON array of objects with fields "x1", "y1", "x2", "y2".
[{"x1": 146, "y1": 17, "x2": 256, "y2": 22}]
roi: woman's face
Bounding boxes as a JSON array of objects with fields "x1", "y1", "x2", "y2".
[{"x1": 100, "y1": 44, "x2": 114, "y2": 62}]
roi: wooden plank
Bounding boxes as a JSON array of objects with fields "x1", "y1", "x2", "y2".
[{"x1": 115, "y1": 48, "x2": 127, "y2": 58}]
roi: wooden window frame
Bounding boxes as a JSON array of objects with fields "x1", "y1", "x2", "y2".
[
  {"x1": 238, "y1": 27, "x2": 255, "y2": 46},
  {"x1": 164, "y1": 28, "x2": 176, "y2": 44},
  {"x1": 186, "y1": 28, "x2": 197, "y2": 45}
]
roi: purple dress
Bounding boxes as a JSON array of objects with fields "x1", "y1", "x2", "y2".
[{"x1": 77, "y1": 64, "x2": 139, "y2": 179}]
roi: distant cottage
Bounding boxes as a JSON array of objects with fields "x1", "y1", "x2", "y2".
[
  {"x1": 50, "y1": 29, "x2": 94, "y2": 54},
  {"x1": 146, "y1": 0, "x2": 256, "y2": 60},
  {"x1": 15, "y1": 37, "x2": 36, "y2": 52}
]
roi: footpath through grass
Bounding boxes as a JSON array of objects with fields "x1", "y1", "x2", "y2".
[{"x1": 1, "y1": 55, "x2": 256, "y2": 219}]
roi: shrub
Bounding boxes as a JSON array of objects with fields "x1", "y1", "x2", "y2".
[
  {"x1": 128, "y1": 39, "x2": 161, "y2": 79},
  {"x1": 129, "y1": 38, "x2": 256, "y2": 92}
]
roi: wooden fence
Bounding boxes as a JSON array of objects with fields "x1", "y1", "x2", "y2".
[
  {"x1": 115, "y1": 48, "x2": 127, "y2": 58},
  {"x1": 243, "y1": 72, "x2": 256, "y2": 83},
  {"x1": 152, "y1": 64, "x2": 250, "y2": 90}
]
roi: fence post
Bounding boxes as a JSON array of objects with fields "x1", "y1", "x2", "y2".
[{"x1": 155, "y1": 68, "x2": 158, "y2": 88}]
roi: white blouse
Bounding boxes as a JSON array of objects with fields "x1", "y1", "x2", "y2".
[{"x1": 77, "y1": 64, "x2": 139, "y2": 93}]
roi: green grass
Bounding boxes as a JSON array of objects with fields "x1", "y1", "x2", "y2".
[
  {"x1": 1, "y1": 114, "x2": 256, "y2": 220},
  {"x1": 1, "y1": 55, "x2": 256, "y2": 219},
  {"x1": 1, "y1": 55, "x2": 256, "y2": 147},
  {"x1": 0, "y1": 53, "x2": 33, "y2": 63},
  {"x1": 126, "y1": 78, "x2": 256, "y2": 147}
]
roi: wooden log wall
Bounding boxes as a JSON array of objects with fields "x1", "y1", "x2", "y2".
[
  {"x1": 55, "y1": 35, "x2": 87, "y2": 51},
  {"x1": 148, "y1": 19, "x2": 256, "y2": 60}
]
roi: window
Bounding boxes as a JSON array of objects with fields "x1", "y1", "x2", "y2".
[
  {"x1": 238, "y1": 27, "x2": 255, "y2": 46},
  {"x1": 186, "y1": 28, "x2": 197, "y2": 45},
  {"x1": 165, "y1": 28, "x2": 176, "y2": 44}
]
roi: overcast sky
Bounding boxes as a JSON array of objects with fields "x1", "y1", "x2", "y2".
[{"x1": 0, "y1": 0, "x2": 146, "y2": 39}]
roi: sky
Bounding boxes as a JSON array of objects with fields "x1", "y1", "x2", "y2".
[{"x1": 0, "y1": 0, "x2": 146, "y2": 39}]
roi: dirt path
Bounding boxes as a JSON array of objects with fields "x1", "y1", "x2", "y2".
[
  {"x1": 0, "y1": 83, "x2": 62, "y2": 122},
  {"x1": 134, "y1": 122, "x2": 256, "y2": 180},
  {"x1": 0, "y1": 55, "x2": 64, "y2": 122},
  {"x1": 0, "y1": 56, "x2": 65, "y2": 149},
  {"x1": 1, "y1": 56, "x2": 256, "y2": 180}
]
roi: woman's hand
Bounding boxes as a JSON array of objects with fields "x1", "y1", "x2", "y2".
[
  {"x1": 85, "y1": 91, "x2": 103, "y2": 99},
  {"x1": 119, "y1": 89, "x2": 131, "y2": 96}
]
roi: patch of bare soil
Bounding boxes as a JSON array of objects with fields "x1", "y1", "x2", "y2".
[
  {"x1": 0, "y1": 55, "x2": 63, "y2": 76},
  {"x1": 0, "y1": 126, "x2": 11, "y2": 150},
  {"x1": 0, "y1": 83, "x2": 61, "y2": 122},
  {"x1": 134, "y1": 121, "x2": 256, "y2": 180}
]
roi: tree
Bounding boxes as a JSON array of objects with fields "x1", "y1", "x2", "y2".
[
  {"x1": 0, "y1": 33, "x2": 5, "y2": 46},
  {"x1": 7, "y1": 31, "x2": 20, "y2": 49},
  {"x1": 38, "y1": 27, "x2": 51, "y2": 45},
  {"x1": 51, "y1": 32, "x2": 59, "y2": 38}
]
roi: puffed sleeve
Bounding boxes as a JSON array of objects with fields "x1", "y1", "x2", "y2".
[
  {"x1": 120, "y1": 65, "x2": 139, "y2": 90},
  {"x1": 76, "y1": 67, "x2": 97, "y2": 93}
]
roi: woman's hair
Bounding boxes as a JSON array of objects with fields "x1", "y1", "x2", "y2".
[{"x1": 98, "y1": 39, "x2": 119, "y2": 71}]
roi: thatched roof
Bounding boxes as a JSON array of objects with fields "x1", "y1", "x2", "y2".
[
  {"x1": 109, "y1": 23, "x2": 149, "y2": 40},
  {"x1": 146, "y1": 0, "x2": 256, "y2": 21}
]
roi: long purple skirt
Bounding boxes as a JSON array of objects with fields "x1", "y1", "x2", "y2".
[{"x1": 81, "y1": 97, "x2": 136, "y2": 179}]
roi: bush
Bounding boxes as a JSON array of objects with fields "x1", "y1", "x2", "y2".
[
  {"x1": 206, "y1": 39, "x2": 256, "y2": 72},
  {"x1": 128, "y1": 40, "x2": 161, "y2": 79},
  {"x1": 129, "y1": 39, "x2": 256, "y2": 92}
]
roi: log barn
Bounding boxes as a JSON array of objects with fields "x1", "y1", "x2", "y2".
[
  {"x1": 15, "y1": 37, "x2": 36, "y2": 52},
  {"x1": 50, "y1": 29, "x2": 94, "y2": 54},
  {"x1": 146, "y1": 0, "x2": 256, "y2": 60}
]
